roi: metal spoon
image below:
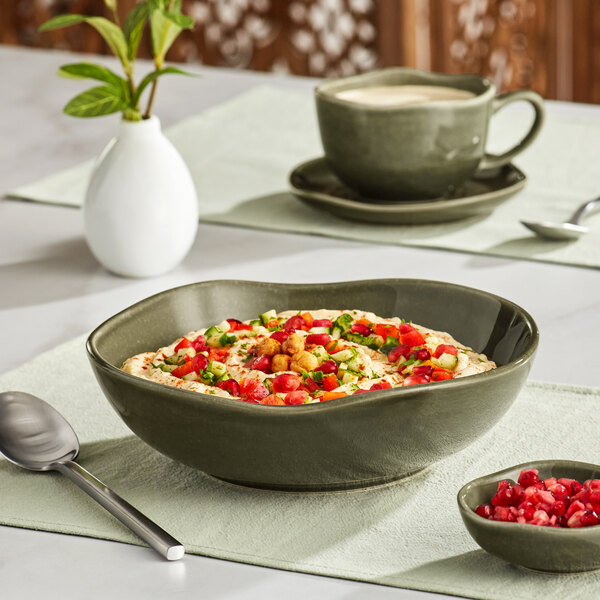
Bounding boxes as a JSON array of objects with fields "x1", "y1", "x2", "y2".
[
  {"x1": 0, "y1": 391, "x2": 184, "y2": 560},
  {"x1": 521, "y1": 196, "x2": 600, "y2": 241}
]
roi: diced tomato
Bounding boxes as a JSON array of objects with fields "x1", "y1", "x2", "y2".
[
  {"x1": 352, "y1": 389, "x2": 370, "y2": 395},
  {"x1": 239, "y1": 378, "x2": 269, "y2": 401},
  {"x1": 305, "y1": 377, "x2": 319, "y2": 393},
  {"x1": 301, "y1": 312, "x2": 314, "y2": 329},
  {"x1": 260, "y1": 394, "x2": 285, "y2": 405},
  {"x1": 400, "y1": 329, "x2": 425, "y2": 347},
  {"x1": 374, "y1": 324, "x2": 399, "y2": 339},
  {"x1": 209, "y1": 347, "x2": 229, "y2": 362},
  {"x1": 355, "y1": 318, "x2": 372, "y2": 327},
  {"x1": 325, "y1": 340, "x2": 341, "y2": 353},
  {"x1": 388, "y1": 344, "x2": 412, "y2": 362},
  {"x1": 227, "y1": 318, "x2": 252, "y2": 331},
  {"x1": 284, "y1": 391, "x2": 308, "y2": 405},
  {"x1": 431, "y1": 369, "x2": 454, "y2": 381},
  {"x1": 266, "y1": 319, "x2": 279, "y2": 329},
  {"x1": 321, "y1": 391, "x2": 348, "y2": 401},
  {"x1": 312, "y1": 319, "x2": 332, "y2": 327},
  {"x1": 171, "y1": 361, "x2": 195, "y2": 379},
  {"x1": 322, "y1": 374, "x2": 339, "y2": 391},
  {"x1": 433, "y1": 344, "x2": 458, "y2": 358},
  {"x1": 174, "y1": 338, "x2": 193, "y2": 352}
]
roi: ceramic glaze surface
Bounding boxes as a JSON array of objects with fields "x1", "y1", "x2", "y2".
[
  {"x1": 83, "y1": 117, "x2": 198, "y2": 278},
  {"x1": 87, "y1": 279, "x2": 538, "y2": 491},
  {"x1": 458, "y1": 460, "x2": 600, "y2": 573},
  {"x1": 315, "y1": 68, "x2": 544, "y2": 200}
]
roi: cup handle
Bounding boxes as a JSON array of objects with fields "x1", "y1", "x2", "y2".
[{"x1": 478, "y1": 90, "x2": 545, "y2": 171}]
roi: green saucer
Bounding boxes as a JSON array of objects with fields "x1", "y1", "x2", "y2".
[{"x1": 289, "y1": 157, "x2": 526, "y2": 225}]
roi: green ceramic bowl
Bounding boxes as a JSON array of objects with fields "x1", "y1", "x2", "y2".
[
  {"x1": 458, "y1": 460, "x2": 600, "y2": 572},
  {"x1": 86, "y1": 279, "x2": 538, "y2": 491}
]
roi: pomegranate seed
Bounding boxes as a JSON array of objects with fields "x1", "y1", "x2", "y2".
[
  {"x1": 402, "y1": 374, "x2": 430, "y2": 386},
  {"x1": 242, "y1": 398, "x2": 260, "y2": 404},
  {"x1": 412, "y1": 365, "x2": 433, "y2": 376},
  {"x1": 518, "y1": 469, "x2": 541, "y2": 488},
  {"x1": 312, "y1": 319, "x2": 332, "y2": 327},
  {"x1": 530, "y1": 510, "x2": 550, "y2": 526},
  {"x1": 580, "y1": 511, "x2": 600, "y2": 527},
  {"x1": 217, "y1": 379, "x2": 240, "y2": 397},
  {"x1": 272, "y1": 373, "x2": 302, "y2": 393},
  {"x1": 590, "y1": 491, "x2": 600, "y2": 511},
  {"x1": 193, "y1": 335, "x2": 208, "y2": 352},
  {"x1": 191, "y1": 353, "x2": 209, "y2": 373},
  {"x1": 493, "y1": 506, "x2": 516, "y2": 522},
  {"x1": 306, "y1": 333, "x2": 331, "y2": 346},
  {"x1": 315, "y1": 360, "x2": 338, "y2": 374},
  {"x1": 251, "y1": 355, "x2": 271, "y2": 373},
  {"x1": 415, "y1": 348, "x2": 431, "y2": 361},
  {"x1": 567, "y1": 510, "x2": 586, "y2": 528},
  {"x1": 388, "y1": 344, "x2": 412, "y2": 362},
  {"x1": 351, "y1": 323, "x2": 372, "y2": 336},
  {"x1": 270, "y1": 330, "x2": 289, "y2": 343},
  {"x1": 566, "y1": 500, "x2": 586, "y2": 520},
  {"x1": 497, "y1": 480, "x2": 511, "y2": 491},
  {"x1": 283, "y1": 315, "x2": 305, "y2": 333},
  {"x1": 475, "y1": 504, "x2": 493, "y2": 519},
  {"x1": 284, "y1": 390, "x2": 308, "y2": 405},
  {"x1": 552, "y1": 500, "x2": 567, "y2": 516}
]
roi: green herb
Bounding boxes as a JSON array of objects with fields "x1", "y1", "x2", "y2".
[
  {"x1": 478, "y1": 357, "x2": 486, "y2": 363},
  {"x1": 39, "y1": 0, "x2": 195, "y2": 120},
  {"x1": 380, "y1": 336, "x2": 399, "y2": 353},
  {"x1": 312, "y1": 371, "x2": 324, "y2": 384},
  {"x1": 219, "y1": 332, "x2": 237, "y2": 347},
  {"x1": 334, "y1": 313, "x2": 353, "y2": 333}
]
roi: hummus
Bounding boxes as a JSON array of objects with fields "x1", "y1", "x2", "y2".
[{"x1": 122, "y1": 309, "x2": 496, "y2": 405}]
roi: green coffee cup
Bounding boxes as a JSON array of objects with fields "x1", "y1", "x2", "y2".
[{"x1": 315, "y1": 68, "x2": 545, "y2": 200}]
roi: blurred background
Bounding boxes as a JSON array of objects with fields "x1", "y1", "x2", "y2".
[{"x1": 1, "y1": 0, "x2": 599, "y2": 103}]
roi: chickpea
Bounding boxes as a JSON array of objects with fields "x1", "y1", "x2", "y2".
[
  {"x1": 257, "y1": 338, "x2": 281, "y2": 356},
  {"x1": 290, "y1": 350, "x2": 318, "y2": 373},
  {"x1": 281, "y1": 333, "x2": 304, "y2": 355},
  {"x1": 271, "y1": 353, "x2": 291, "y2": 372}
]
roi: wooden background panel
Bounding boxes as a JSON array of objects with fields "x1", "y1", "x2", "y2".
[{"x1": 0, "y1": 0, "x2": 599, "y2": 103}]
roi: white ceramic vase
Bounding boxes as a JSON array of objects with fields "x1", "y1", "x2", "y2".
[{"x1": 83, "y1": 116, "x2": 198, "y2": 278}]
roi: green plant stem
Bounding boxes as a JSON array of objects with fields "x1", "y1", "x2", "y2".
[{"x1": 143, "y1": 71, "x2": 159, "y2": 118}]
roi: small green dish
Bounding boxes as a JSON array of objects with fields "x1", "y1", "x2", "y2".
[{"x1": 458, "y1": 460, "x2": 600, "y2": 573}]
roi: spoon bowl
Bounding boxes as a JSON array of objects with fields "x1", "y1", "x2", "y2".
[
  {"x1": 520, "y1": 220, "x2": 589, "y2": 241},
  {"x1": 0, "y1": 390, "x2": 184, "y2": 560},
  {"x1": 458, "y1": 459, "x2": 600, "y2": 573}
]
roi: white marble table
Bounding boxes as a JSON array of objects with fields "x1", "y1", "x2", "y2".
[{"x1": 1, "y1": 46, "x2": 599, "y2": 600}]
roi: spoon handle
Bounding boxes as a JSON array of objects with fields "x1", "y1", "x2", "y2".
[
  {"x1": 55, "y1": 460, "x2": 184, "y2": 560},
  {"x1": 568, "y1": 196, "x2": 600, "y2": 225}
]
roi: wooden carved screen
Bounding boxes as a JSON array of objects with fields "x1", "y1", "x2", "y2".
[{"x1": 1, "y1": 0, "x2": 600, "y2": 103}]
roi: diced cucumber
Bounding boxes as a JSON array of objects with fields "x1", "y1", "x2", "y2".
[
  {"x1": 309, "y1": 327, "x2": 330, "y2": 334},
  {"x1": 205, "y1": 326, "x2": 224, "y2": 347},
  {"x1": 331, "y1": 327, "x2": 342, "y2": 339},
  {"x1": 216, "y1": 320, "x2": 231, "y2": 332},
  {"x1": 334, "y1": 313, "x2": 353, "y2": 333},
  {"x1": 380, "y1": 336, "x2": 399, "y2": 353},
  {"x1": 342, "y1": 372, "x2": 359, "y2": 385},
  {"x1": 209, "y1": 361, "x2": 227, "y2": 377},
  {"x1": 312, "y1": 345, "x2": 328, "y2": 362},
  {"x1": 433, "y1": 353, "x2": 458, "y2": 370},
  {"x1": 362, "y1": 335, "x2": 383, "y2": 350},
  {"x1": 259, "y1": 309, "x2": 277, "y2": 325},
  {"x1": 331, "y1": 349, "x2": 355, "y2": 363},
  {"x1": 182, "y1": 372, "x2": 198, "y2": 382},
  {"x1": 345, "y1": 333, "x2": 365, "y2": 345},
  {"x1": 156, "y1": 363, "x2": 177, "y2": 373}
]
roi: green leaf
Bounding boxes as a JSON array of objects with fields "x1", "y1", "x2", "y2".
[
  {"x1": 39, "y1": 15, "x2": 129, "y2": 66},
  {"x1": 150, "y1": 8, "x2": 182, "y2": 64},
  {"x1": 165, "y1": 11, "x2": 193, "y2": 29},
  {"x1": 123, "y1": 1, "x2": 149, "y2": 61},
  {"x1": 38, "y1": 14, "x2": 87, "y2": 31},
  {"x1": 133, "y1": 66, "x2": 194, "y2": 105},
  {"x1": 63, "y1": 86, "x2": 126, "y2": 118},
  {"x1": 58, "y1": 63, "x2": 126, "y2": 88}
]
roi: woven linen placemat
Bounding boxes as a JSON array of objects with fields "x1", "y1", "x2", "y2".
[
  {"x1": 1, "y1": 335, "x2": 600, "y2": 600},
  {"x1": 7, "y1": 85, "x2": 600, "y2": 270}
]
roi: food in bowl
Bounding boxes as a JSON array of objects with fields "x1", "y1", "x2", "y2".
[
  {"x1": 122, "y1": 308, "x2": 496, "y2": 405},
  {"x1": 476, "y1": 468, "x2": 600, "y2": 528}
]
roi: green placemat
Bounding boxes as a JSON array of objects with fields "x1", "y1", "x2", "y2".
[
  {"x1": 6, "y1": 85, "x2": 600, "y2": 270},
  {"x1": 1, "y1": 336, "x2": 600, "y2": 599}
]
